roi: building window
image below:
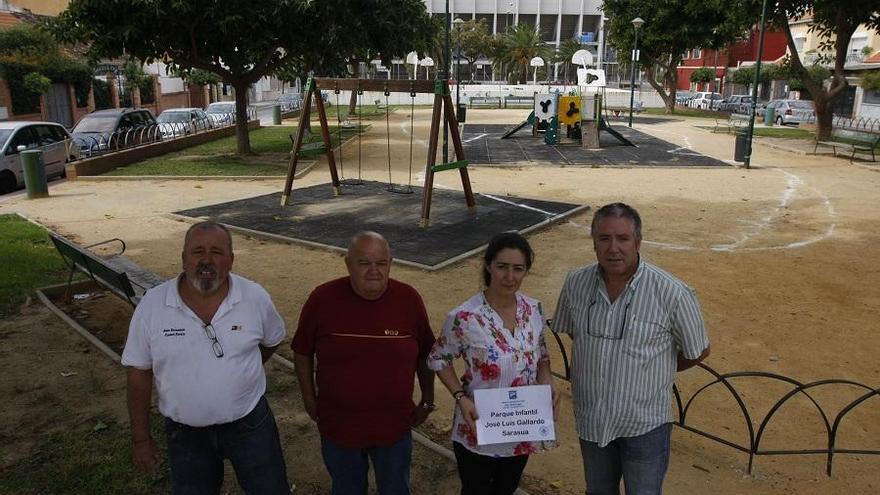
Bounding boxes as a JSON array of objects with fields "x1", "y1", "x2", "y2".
[
  {"x1": 682, "y1": 51, "x2": 689, "y2": 60},
  {"x1": 560, "y1": 15, "x2": 579, "y2": 39},
  {"x1": 864, "y1": 89, "x2": 880, "y2": 105},
  {"x1": 794, "y1": 35, "x2": 806, "y2": 52},
  {"x1": 540, "y1": 14, "x2": 557, "y2": 42},
  {"x1": 849, "y1": 34, "x2": 868, "y2": 55},
  {"x1": 692, "y1": 48, "x2": 702, "y2": 59}
]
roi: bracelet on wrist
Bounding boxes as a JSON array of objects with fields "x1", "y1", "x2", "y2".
[
  {"x1": 452, "y1": 390, "x2": 467, "y2": 401},
  {"x1": 420, "y1": 401, "x2": 436, "y2": 412}
]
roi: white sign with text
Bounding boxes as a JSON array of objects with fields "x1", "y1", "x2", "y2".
[{"x1": 474, "y1": 385, "x2": 555, "y2": 445}]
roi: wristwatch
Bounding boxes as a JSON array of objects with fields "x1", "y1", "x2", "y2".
[{"x1": 420, "y1": 401, "x2": 436, "y2": 412}]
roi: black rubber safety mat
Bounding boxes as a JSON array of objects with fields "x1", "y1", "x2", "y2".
[
  {"x1": 462, "y1": 124, "x2": 730, "y2": 167},
  {"x1": 173, "y1": 181, "x2": 587, "y2": 270}
]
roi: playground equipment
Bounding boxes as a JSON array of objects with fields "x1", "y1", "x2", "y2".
[
  {"x1": 281, "y1": 77, "x2": 475, "y2": 227},
  {"x1": 501, "y1": 89, "x2": 634, "y2": 148}
]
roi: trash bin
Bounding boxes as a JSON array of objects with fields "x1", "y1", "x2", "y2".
[
  {"x1": 272, "y1": 104, "x2": 282, "y2": 125},
  {"x1": 764, "y1": 106, "x2": 775, "y2": 127},
  {"x1": 457, "y1": 103, "x2": 467, "y2": 123},
  {"x1": 20, "y1": 150, "x2": 48, "y2": 199},
  {"x1": 734, "y1": 129, "x2": 748, "y2": 162}
]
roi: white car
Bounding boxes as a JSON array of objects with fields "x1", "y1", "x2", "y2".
[
  {"x1": 157, "y1": 108, "x2": 213, "y2": 139},
  {"x1": 0, "y1": 121, "x2": 77, "y2": 194},
  {"x1": 689, "y1": 92, "x2": 722, "y2": 110}
]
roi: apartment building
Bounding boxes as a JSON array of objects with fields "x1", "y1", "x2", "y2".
[{"x1": 418, "y1": 0, "x2": 605, "y2": 81}]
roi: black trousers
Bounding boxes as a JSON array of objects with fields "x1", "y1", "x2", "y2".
[{"x1": 453, "y1": 441, "x2": 529, "y2": 495}]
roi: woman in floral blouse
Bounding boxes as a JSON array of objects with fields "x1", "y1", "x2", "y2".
[{"x1": 427, "y1": 232, "x2": 558, "y2": 495}]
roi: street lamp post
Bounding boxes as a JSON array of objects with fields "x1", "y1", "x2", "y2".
[
  {"x1": 453, "y1": 17, "x2": 465, "y2": 112},
  {"x1": 744, "y1": 0, "x2": 769, "y2": 170},
  {"x1": 628, "y1": 17, "x2": 645, "y2": 127}
]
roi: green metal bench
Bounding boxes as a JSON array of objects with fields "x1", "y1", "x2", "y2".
[
  {"x1": 49, "y1": 233, "x2": 160, "y2": 307},
  {"x1": 814, "y1": 132, "x2": 880, "y2": 163}
]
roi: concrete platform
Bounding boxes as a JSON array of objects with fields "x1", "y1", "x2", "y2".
[{"x1": 172, "y1": 181, "x2": 587, "y2": 270}]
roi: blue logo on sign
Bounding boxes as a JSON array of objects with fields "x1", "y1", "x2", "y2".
[{"x1": 508, "y1": 390, "x2": 517, "y2": 400}]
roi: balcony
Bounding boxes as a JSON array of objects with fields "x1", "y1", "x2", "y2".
[{"x1": 801, "y1": 51, "x2": 867, "y2": 67}]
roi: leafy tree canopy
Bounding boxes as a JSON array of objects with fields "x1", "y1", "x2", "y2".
[
  {"x1": 452, "y1": 18, "x2": 492, "y2": 82},
  {"x1": 690, "y1": 67, "x2": 715, "y2": 84},
  {"x1": 603, "y1": 0, "x2": 762, "y2": 112},
  {"x1": 0, "y1": 23, "x2": 92, "y2": 114},
  {"x1": 768, "y1": 0, "x2": 879, "y2": 138},
  {"x1": 862, "y1": 70, "x2": 880, "y2": 92},
  {"x1": 55, "y1": 0, "x2": 435, "y2": 154}
]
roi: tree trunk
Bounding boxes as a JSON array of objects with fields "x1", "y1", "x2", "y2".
[
  {"x1": 778, "y1": 17, "x2": 855, "y2": 143},
  {"x1": 813, "y1": 94, "x2": 834, "y2": 140},
  {"x1": 348, "y1": 58, "x2": 363, "y2": 115},
  {"x1": 645, "y1": 64, "x2": 675, "y2": 114},
  {"x1": 231, "y1": 81, "x2": 252, "y2": 155}
]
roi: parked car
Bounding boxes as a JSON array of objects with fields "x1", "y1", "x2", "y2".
[
  {"x1": 277, "y1": 92, "x2": 303, "y2": 112},
  {"x1": 675, "y1": 91, "x2": 695, "y2": 106},
  {"x1": 205, "y1": 102, "x2": 237, "y2": 126},
  {"x1": 718, "y1": 95, "x2": 755, "y2": 114},
  {"x1": 0, "y1": 121, "x2": 77, "y2": 194},
  {"x1": 156, "y1": 107, "x2": 213, "y2": 139},
  {"x1": 71, "y1": 108, "x2": 158, "y2": 156},
  {"x1": 689, "y1": 92, "x2": 723, "y2": 110},
  {"x1": 763, "y1": 99, "x2": 816, "y2": 125}
]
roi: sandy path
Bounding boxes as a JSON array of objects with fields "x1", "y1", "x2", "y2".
[{"x1": 2, "y1": 108, "x2": 878, "y2": 494}]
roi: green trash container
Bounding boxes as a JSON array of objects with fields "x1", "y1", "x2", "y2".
[
  {"x1": 734, "y1": 129, "x2": 748, "y2": 162},
  {"x1": 272, "y1": 104, "x2": 282, "y2": 125},
  {"x1": 457, "y1": 103, "x2": 467, "y2": 123},
  {"x1": 20, "y1": 149, "x2": 48, "y2": 199},
  {"x1": 764, "y1": 106, "x2": 775, "y2": 127}
]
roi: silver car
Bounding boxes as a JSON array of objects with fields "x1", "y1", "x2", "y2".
[
  {"x1": 205, "y1": 102, "x2": 237, "y2": 126},
  {"x1": 718, "y1": 95, "x2": 754, "y2": 114},
  {"x1": 157, "y1": 108, "x2": 213, "y2": 139},
  {"x1": 0, "y1": 121, "x2": 77, "y2": 194},
  {"x1": 764, "y1": 99, "x2": 815, "y2": 125}
]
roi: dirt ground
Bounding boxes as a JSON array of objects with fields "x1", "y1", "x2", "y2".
[{"x1": 2, "y1": 108, "x2": 879, "y2": 494}]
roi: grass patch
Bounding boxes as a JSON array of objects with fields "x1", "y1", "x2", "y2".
[
  {"x1": 0, "y1": 416, "x2": 169, "y2": 495},
  {"x1": 644, "y1": 107, "x2": 720, "y2": 119},
  {"x1": 0, "y1": 215, "x2": 69, "y2": 316},
  {"x1": 104, "y1": 125, "x2": 344, "y2": 177},
  {"x1": 752, "y1": 127, "x2": 813, "y2": 139}
]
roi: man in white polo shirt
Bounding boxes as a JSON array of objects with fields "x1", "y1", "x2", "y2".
[
  {"x1": 121, "y1": 220, "x2": 290, "y2": 494},
  {"x1": 553, "y1": 203, "x2": 710, "y2": 495}
]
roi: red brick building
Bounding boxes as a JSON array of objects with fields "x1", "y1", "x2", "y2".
[{"x1": 677, "y1": 28, "x2": 789, "y2": 95}]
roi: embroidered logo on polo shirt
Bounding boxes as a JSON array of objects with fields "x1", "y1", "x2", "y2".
[
  {"x1": 231, "y1": 325, "x2": 242, "y2": 331},
  {"x1": 162, "y1": 328, "x2": 185, "y2": 337}
]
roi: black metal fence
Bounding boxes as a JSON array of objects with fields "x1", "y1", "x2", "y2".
[{"x1": 548, "y1": 331, "x2": 879, "y2": 476}]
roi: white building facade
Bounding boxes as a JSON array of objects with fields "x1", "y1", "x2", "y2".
[{"x1": 417, "y1": 0, "x2": 605, "y2": 82}]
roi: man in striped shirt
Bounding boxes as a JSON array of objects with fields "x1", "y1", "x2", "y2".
[{"x1": 553, "y1": 203, "x2": 710, "y2": 494}]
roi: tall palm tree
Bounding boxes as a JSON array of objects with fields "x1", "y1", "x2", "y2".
[
  {"x1": 502, "y1": 24, "x2": 551, "y2": 84},
  {"x1": 554, "y1": 37, "x2": 583, "y2": 84}
]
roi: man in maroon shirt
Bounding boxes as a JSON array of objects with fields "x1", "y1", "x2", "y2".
[{"x1": 292, "y1": 231, "x2": 435, "y2": 495}]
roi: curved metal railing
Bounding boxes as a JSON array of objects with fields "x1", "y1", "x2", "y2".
[{"x1": 547, "y1": 330, "x2": 879, "y2": 476}]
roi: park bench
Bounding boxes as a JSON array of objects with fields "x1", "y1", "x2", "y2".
[
  {"x1": 607, "y1": 104, "x2": 644, "y2": 119},
  {"x1": 813, "y1": 131, "x2": 880, "y2": 163},
  {"x1": 504, "y1": 95, "x2": 533, "y2": 108},
  {"x1": 289, "y1": 133, "x2": 327, "y2": 157},
  {"x1": 50, "y1": 233, "x2": 164, "y2": 307},
  {"x1": 469, "y1": 96, "x2": 502, "y2": 109},
  {"x1": 713, "y1": 113, "x2": 750, "y2": 133}
]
